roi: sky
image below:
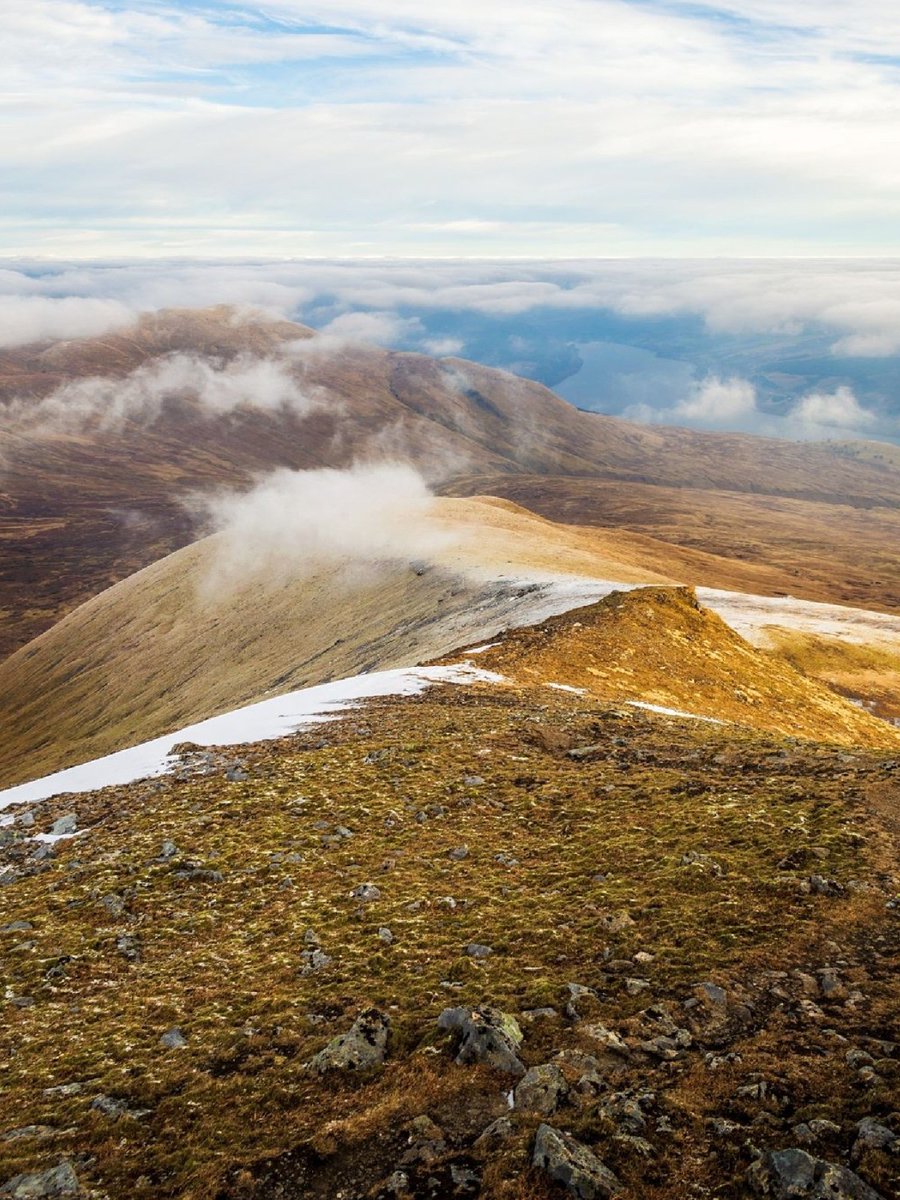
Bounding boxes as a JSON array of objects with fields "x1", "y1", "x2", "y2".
[{"x1": 5, "y1": 1, "x2": 900, "y2": 257}]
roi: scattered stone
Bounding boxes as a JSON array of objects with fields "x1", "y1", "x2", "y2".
[
  {"x1": 0, "y1": 867, "x2": 22, "y2": 887},
  {"x1": 299, "y1": 948, "x2": 332, "y2": 975},
  {"x1": 0, "y1": 921, "x2": 33, "y2": 934},
  {"x1": 172, "y1": 867, "x2": 223, "y2": 883},
  {"x1": 472, "y1": 1117, "x2": 514, "y2": 1160},
  {"x1": 532, "y1": 1124, "x2": 623, "y2": 1199},
  {"x1": 462, "y1": 776, "x2": 485, "y2": 787},
  {"x1": 465, "y1": 943, "x2": 493, "y2": 959},
  {"x1": 15, "y1": 812, "x2": 35, "y2": 829},
  {"x1": 90, "y1": 1095, "x2": 129, "y2": 1120},
  {"x1": 49, "y1": 815, "x2": 77, "y2": 837},
  {"x1": 0, "y1": 1129, "x2": 57, "y2": 1144},
  {"x1": 350, "y1": 882, "x2": 381, "y2": 903},
  {"x1": 377, "y1": 927, "x2": 394, "y2": 945},
  {"x1": 308, "y1": 1009, "x2": 390, "y2": 1073},
  {"x1": 115, "y1": 934, "x2": 140, "y2": 962},
  {"x1": 302, "y1": 928, "x2": 319, "y2": 945},
  {"x1": 748, "y1": 1148, "x2": 886, "y2": 1200},
  {"x1": 98, "y1": 893, "x2": 125, "y2": 918},
  {"x1": 633, "y1": 951, "x2": 654, "y2": 965},
  {"x1": 625, "y1": 978, "x2": 650, "y2": 996},
  {"x1": 809, "y1": 875, "x2": 843, "y2": 897},
  {"x1": 159, "y1": 1027, "x2": 188, "y2": 1050},
  {"x1": 398, "y1": 1115, "x2": 446, "y2": 1166},
  {"x1": 521, "y1": 1007, "x2": 558, "y2": 1022},
  {"x1": 0, "y1": 1161, "x2": 80, "y2": 1197},
  {"x1": 225, "y1": 767, "x2": 249, "y2": 782},
  {"x1": 157, "y1": 841, "x2": 178, "y2": 861},
  {"x1": 437, "y1": 1006, "x2": 525, "y2": 1075},
  {"x1": 695, "y1": 982, "x2": 727, "y2": 1007},
  {"x1": 449, "y1": 845, "x2": 469, "y2": 861},
  {"x1": 514, "y1": 1063, "x2": 568, "y2": 1115},
  {"x1": 580, "y1": 1024, "x2": 630, "y2": 1055},
  {"x1": 853, "y1": 1118, "x2": 899, "y2": 1158}
]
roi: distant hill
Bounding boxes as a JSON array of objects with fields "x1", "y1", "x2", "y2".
[{"x1": 1, "y1": 306, "x2": 899, "y2": 659}]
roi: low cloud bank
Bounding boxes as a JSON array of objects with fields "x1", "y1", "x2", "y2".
[
  {"x1": 625, "y1": 375, "x2": 890, "y2": 440},
  {"x1": 196, "y1": 462, "x2": 457, "y2": 589},
  {"x1": 0, "y1": 352, "x2": 322, "y2": 435}
]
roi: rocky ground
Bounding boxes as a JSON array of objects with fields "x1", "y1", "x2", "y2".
[{"x1": 0, "y1": 679, "x2": 898, "y2": 1200}]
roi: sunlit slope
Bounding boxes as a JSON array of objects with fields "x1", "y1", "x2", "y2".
[
  {"x1": 466, "y1": 586, "x2": 900, "y2": 749},
  {"x1": 0, "y1": 497, "x2": 680, "y2": 787},
  {"x1": 2, "y1": 494, "x2": 899, "y2": 791}
]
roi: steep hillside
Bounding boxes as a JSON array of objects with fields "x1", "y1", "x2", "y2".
[
  {"x1": 2, "y1": 307, "x2": 900, "y2": 658},
  {"x1": 465, "y1": 587, "x2": 900, "y2": 749},
  {"x1": 0, "y1": 635, "x2": 897, "y2": 1200},
  {"x1": 3, "y1": 492, "x2": 899, "y2": 791}
]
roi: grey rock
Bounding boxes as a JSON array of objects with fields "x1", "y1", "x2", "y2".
[
  {"x1": 533, "y1": 1124, "x2": 623, "y2": 1199},
  {"x1": 465, "y1": 942, "x2": 493, "y2": 959},
  {"x1": 302, "y1": 928, "x2": 319, "y2": 945},
  {"x1": 695, "y1": 982, "x2": 727, "y2": 1007},
  {"x1": 0, "y1": 867, "x2": 22, "y2": 887},
  {"x1": 299, "y1": 948, "x2": 332, "y2": 975},
  {"x1": 748, "y1": 1148, "x2": 886, "y2": 1200},
  {"x1": 449, "y1": 845, "x2": 469, "y2": 861},
  {"x1": 98, "y1": 893, "x2": 125, "y2": 918},
  {"x1": 580, "y1": 1023, "x2": 630, "y2": 1055},
  {"x1": 437, "y1": 1005, "x2": 525, "y2": 1075},
  {"x1": 472, "y1": 1117, "x2": 514, "y2": 1159},
  {"x1": 115, "y1": 934, "x2": 140, "y2": 962},
  {"x1": 0, "y1": 921, "x2": 33, "y2": 934},
  {"x1": 308, "y1": 1009, "x2": 390, "y2": 1073},
  {"x1": 15, "y1": 812, "x2": 35, "y2": 829},
  {"x1": 0, "y1": 1129, "x2": 56, "y2": 1144},
  {"x1": 462, "y1": 775, "x2": 485, "y2": 787},
  {"x1": 350, "y1": 882, "x2": 381, "y2": 903},
  {"x1": 90, "y1": 1095, "x2": 128, "y2": 1120},
  {"x1": 854, "y1": 1118, "x2": 899, "y2": 1158},
  {"x1": 377, "y1": 927, "x2": 394, "y2": 945},
  {"x1": 625, "y1": 978, "x2": 650, "y2": 996},
  {"x1": 49, "y1": 815, "x2": 77, "y2": 837},
  {"x1": 514, "y1": 1063, "x2": 568, "y2": 1115},
  {"x1": 159, "y1": 1027, "x2": 188, "y2": 1049},
  {"x1": 0, "y1": 1161, "x2": 80, "y2": 1197},
  {"x1": 172, "y1": 867, "x2": 223, "y2": 883},
  {"x1": 225, "y1": 767, "x2": 249, "y2": 782},
  {"x1": 159, "y1": 840, "x2": 178, "y2": 860}
]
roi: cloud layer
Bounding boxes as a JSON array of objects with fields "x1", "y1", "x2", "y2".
[
  {"x1": 4, "y1": 2, "x2": 900, "y2": 255},
  {"x1": 197, "y1": 462, "x2": 454, "y2": 588}
]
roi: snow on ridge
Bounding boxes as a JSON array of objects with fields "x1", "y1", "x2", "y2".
[
  {"x1": 627, "y1": 701, "x2": 725, "y2": 724},
  {"x1": 0, "y1": 662, "x2": 504, "y2": 811}
]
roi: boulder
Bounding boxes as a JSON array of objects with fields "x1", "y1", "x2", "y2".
[
  {"x1": 532, "y1": 1124, "x2": 623, "y2": 1199},
  {"x1": 748, "y1": 1148, "x2": 886, "y2": 1200},
  {"x1": 437, "y1": 1006, "x2": 525, "y2": 1075},
  {"x1": 309, "y1": 1009, "x2": 390, "y2": 1073},
  {"x1": 514, "y1": 1063, "x2": 568, "y2": 1115},
  {"x1": 0, "y1": 1161, "x2": 80, "y2": 1197}
]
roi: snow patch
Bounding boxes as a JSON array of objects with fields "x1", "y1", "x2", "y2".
[
  {"x1": 0, "y1": 662, "x2": 504, "y2": 810},
  {"x1": 627, "y1": 701, "x2": 725, "y2": 724},
  {"x1": 545, "y1": 683, "x2": 587, "y2": 695}
]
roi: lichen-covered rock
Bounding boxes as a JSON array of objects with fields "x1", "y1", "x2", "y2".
[
  {"x1": 0, "y1": 1161, "x2": 80, "y2": 1197},
  {"x1": 532, "y1": 1124, "x2": 623, "y2": 1198},
  {"x1": 748, "y1": 1148, "x2": 886, "y2": 1200},
  {"x1": 514, "y1": 1063, "x2": 568, "y2": 1115},
  {"x1": 437, "y1": 1005, "x2": 524, "y2": 1075},
  {"x1": 309, "y1": 1009, "x2": 390, "y2": 1073}
]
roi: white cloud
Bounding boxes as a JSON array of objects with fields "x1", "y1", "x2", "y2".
[
  {"x1": 0, "y1": 294, "x2": 134, "y2": 347},
  {"x1": 675, "y1": 377, "x2": 758, "y2": 422},
  {"x1": 319, "y1": 310, "x2": 422, "y2": 346},
  {"x1": 197, "y1": 462, "x2": 455, "y2": 586},
  {"x1": 1, "y1": 351, "x2": 324, "y2": 434},
  {"x1": 3, "y1": 1, "x2": 900, "y2": 255},
  {"x1": 793, "y1": 386, "x2": 877, "y2": 429}
]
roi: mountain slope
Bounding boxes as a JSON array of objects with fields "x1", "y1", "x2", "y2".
[
  {"x1": 5, "y1": 487, "x2": 900, "y2": 790},
  {"x1": 0, "y1": 623, "x2": 897, "y2": 1200},
  {"x1": 2, "y1": 307, "x2": 900, "y2": 658}
]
